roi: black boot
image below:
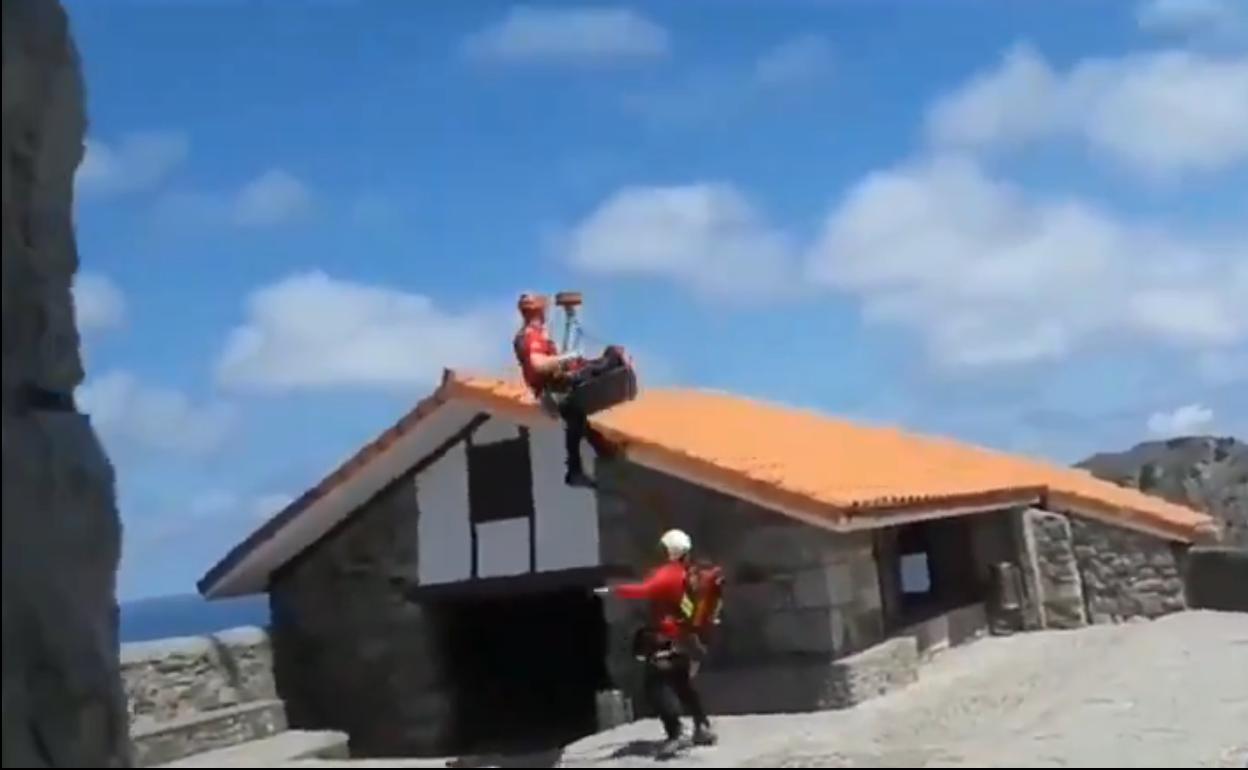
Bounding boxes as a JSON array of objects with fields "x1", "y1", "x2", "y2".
[
  {"x1": 565, "y1": 470, "x2": 596, "y2": 488},
  {"x1": 692, "y1": 722, "x2": 718, "y2": 746},
  {"x1": 655, "y1": 734, "x2": 690, "y2": 760}
]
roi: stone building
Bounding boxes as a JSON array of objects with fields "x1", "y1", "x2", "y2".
[{"x1": 198, "y1": 370, "x2": 1217, "y2": 758}]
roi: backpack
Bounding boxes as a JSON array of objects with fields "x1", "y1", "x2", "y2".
[
  {"x1": 679, "y1": 561, "x2": 725, "y2": 643},
  {"x1": 630, "y1": 560, "x2": 726, "y2": 666}
]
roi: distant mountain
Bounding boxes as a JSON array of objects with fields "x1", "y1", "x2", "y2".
[
  {"x1": 119, "y1": 593, "x2": 268, "y2": 643},
  {"x1": 1078, "y1": 436, "x2": 1247, "y2": 548}
]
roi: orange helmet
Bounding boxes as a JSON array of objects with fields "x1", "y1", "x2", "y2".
[{"x1": 517, "y1": 293, "x2": 548, "y2": 317}]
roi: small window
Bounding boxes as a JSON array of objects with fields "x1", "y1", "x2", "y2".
[
  {"x1": 900, "y1": 552, "x2": 932, "y2": 595},
  {"x1": 467, "y1": 434, "x2": 535, "y2": 524}
]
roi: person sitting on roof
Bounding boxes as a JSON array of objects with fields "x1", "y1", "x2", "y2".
[{"x1": 513, "y1": 292, "x2": 624, "y2": 488}]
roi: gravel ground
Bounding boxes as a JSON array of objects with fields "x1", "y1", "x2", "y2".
[
  {"x1": 285, "y1": 610, "x2": 1248, "y2": 769},
  {"x1": 559, "y1": 610, "x2": 1248, "y2": 769}
]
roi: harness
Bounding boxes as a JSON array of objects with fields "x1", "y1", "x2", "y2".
[{"x1": 633, "y1": 562, "x2": 725, "y2": 673}]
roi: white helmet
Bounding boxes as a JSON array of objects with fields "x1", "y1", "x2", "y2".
[{"x1": 660, "y1": 529, "x2": 692, "y2": 560}]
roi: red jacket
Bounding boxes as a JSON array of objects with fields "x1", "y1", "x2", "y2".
[
  {"x1": 514, "y1": 324, "x2": 558, "y2": 392},
  {"x1": 613, "y1": 561, "x2": 687, "y2": 640}
]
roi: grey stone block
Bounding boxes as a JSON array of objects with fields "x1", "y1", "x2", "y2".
[
  {"x1": 763, "y1": 609, "x2": 841, "y2": 654},
  {"x1": 793, "y1": 564, "x2": 853, "y2": 609},
  {"x1": 131, "y1": 699, "x2": 287, "y2": 767},
  {"x1": 698, "y1": 636, "x2": 919, "y2": 715},
  {"x1": 851, "y1": 556, "x2": 883, "y2": 610},
  {"x1": 735, "y1": 525, "x2": 869, "y2": 573},
  {"x1": 732, "y1": 578, "x2": 795, "y2": 614},
  {"x1": 155, "y1": 729, "x2": 350, "y2": 768}
]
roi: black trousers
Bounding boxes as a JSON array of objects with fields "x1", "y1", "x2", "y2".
[
  {"x1": 643, "y1": 654, "x2": 709, "y2": 740},
  {"x1": 546, "y1": 349, "x2": 626, "y2": 474}
]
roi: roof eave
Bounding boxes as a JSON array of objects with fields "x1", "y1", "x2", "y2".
[{"x1": 197, "y1": 371, "x2": 466, "y2": 599}]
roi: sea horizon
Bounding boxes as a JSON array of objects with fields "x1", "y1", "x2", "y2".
[{"x1": 119, "y1": 592, "x2": 270, "y2": 644}]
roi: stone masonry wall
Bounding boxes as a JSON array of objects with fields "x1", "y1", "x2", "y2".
[
  {"x1": 1068, "y1": 516, "x2": 1187, "y2": 623},
  {"x1": 1019, "y1": 509, "x2": 1088, "y2": 629},
  {"x1": 2, "y1": 1, "x2": 131, "y2": 766},
  {"x1": 269, "y1": 475, "x2": 453, "y2": 758},
  {"x1": 1017, "y1": 508, "x2": 1187, "y2": 627},
  {"x1": 595, "y1": 461, "x2": 887, "y2": 714},
  {"x1": 120, "y1": 627, "x2": 276, "y2": 731}
]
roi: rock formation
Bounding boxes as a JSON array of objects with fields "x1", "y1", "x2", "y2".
[
  {"x1": 2, "y1": 0, "x2": 131, "y2": 765},
  {"x1": 1079, "y1": 436, "x2": 1247, "y2": 548}
]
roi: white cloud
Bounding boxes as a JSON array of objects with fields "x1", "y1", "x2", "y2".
[
  {"x1": 463, "y1": 6, "x2": 669, "y2": 63},
  {"x1": 79, "y1": 371, "x2": 237, "y2": 456},
  {"x1": 562, "y1": 183, "x2": 798, "y2": 302},
  {"x1": 1147, "y1": 402, "x2": 1216, "y2": 436},
  {"x1": 217, "y1": 271, "x2": 513, "y2": 393},
  {"x1": 151, "y1": 168, "x2": 314, "y2": 230},
  {"x1": 76, "y1": 132, "x2": 188, "y2": 197},
  {"x1": 752, "y1": 34, "x2": 834, "y2": 89},
  {"x1": 805, "y1": 154, "x2": 1248, "y2": 368},
  {"x1": 1136, "y1": 0, "x2": 1248, "y2": 44},
  {"x1": 232, "y1": 169, "x2": 313, "y2": 227},
  {"x1": 926, "y1": 44, "x2": 1248, "y2": 178},
  {"x1": 73, "y1": 272, "x2": 126, "y2": 333},
  {"x1": 624, "y1": 36, "x2": 832, "y2": 128}
]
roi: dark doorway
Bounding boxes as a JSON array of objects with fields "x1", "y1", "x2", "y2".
[
  {"x1": 876, "y1": 517, "x2": 983, "y2": 630},
  {"x1": 431, "y1": 587, "x2": 610, "y2": 755}
]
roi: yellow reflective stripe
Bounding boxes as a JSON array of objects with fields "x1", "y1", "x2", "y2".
[{"x1": 680, "y1": 594, "x2": 695, "y2": 618}]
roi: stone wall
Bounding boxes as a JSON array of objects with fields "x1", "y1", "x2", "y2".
[
  {"x1": 1016, "y1": 508, "x2": 1188, "y2": 627},
  {"x1": 697, "y1": 636, "x2": 919, "y2": 715},
  {"x1": 120, "y1": 627, "x2": 276, "y2": 730},
  {"x1": 595, "y1": 461, "x2": 887, "y2": 714},
  {"x1": 269, "y1": 474, "x2": 454, "y2": 757},
  {"x1": 1019, "y1": 509, "x2": 1088, "y2": 629},
  {"x1": 2, "y1": 1, "x2": 131, "y2": 766},
  {"x1": 1068, "y1": 516, "x2": 1187, "y2": 623}
]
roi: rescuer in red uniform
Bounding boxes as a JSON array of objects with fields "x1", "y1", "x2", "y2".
[
  {"x1": 513, "y1": 293, "x2": 620, "y2": 488},
  {"x1": 597, "y1": 529, "x2": 716, "y2": 758}
]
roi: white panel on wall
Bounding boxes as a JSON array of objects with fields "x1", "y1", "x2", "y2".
[
  {"x1": 472, "y1": 417, "x2": 521, "y2": 446},
  {"x1": 476, "y1": 518, "x2": 532, "y2": 578},
  {"x1": 416, "y1": 442, "x2": 472, "y2": 585},
  {"x1": 530, "y1": 425, "x2": 600, "y2": 572}
]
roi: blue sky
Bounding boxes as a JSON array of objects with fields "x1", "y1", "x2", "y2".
[{"x1": 64, "y1": 0, "x2": 1247, "y2": 600}]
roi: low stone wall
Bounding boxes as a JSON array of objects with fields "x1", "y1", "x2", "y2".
[
  {"x1": 1068, "y1": 517, "x2": 1187, "y2": 623},
  {"x1": 120, "y1": 626, "x2": 276, "y2": 730},
  {"x1": 898, "y1": 603, "x2": 988, "y2": 659},
  {"x1": 698, "y1": 636, "x2": 919, "y2": 715}
]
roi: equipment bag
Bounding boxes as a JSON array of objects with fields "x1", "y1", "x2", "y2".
[{"x1": 679, "y1": 562, "x2": 725, "y2": 646}]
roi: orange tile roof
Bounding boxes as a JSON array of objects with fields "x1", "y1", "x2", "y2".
[{"x1": 443, "y1": 371, "x2": 1216, "y2": 542}]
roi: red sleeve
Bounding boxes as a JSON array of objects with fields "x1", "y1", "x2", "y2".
[{"x1": 613, "y1": 564, "x2": 684, "y2": 600}]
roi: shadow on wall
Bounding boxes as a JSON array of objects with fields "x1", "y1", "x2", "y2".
[{"x1": 1185, "y1": 547, "x2": 1248, "y2": 613}]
